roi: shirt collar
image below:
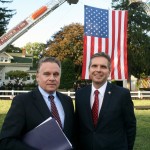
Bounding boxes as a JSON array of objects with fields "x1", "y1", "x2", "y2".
[
  {"x1": 91, "y1": 81, "x2": 107, "y2": 97},
  {"x1": 38, "y1": 86, "x2": 56, "y2": 98}
]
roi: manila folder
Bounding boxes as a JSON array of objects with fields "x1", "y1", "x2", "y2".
[{"x1": 22, "y1": 118, "x2": 72, "y2": 150}]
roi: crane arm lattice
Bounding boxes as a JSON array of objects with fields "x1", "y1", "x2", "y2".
[{"x1": 0, "y1": 0, "x2": 78, "y2": 51}]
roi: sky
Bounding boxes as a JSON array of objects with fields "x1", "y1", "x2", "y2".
[
  {"x1": 3, "y1": 0, "x2": 149, "y2": 47},
  {"x1": 2, "y1": 0, "x2": 112, "y2": 47}
]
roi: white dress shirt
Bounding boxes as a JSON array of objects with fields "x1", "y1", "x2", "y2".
[
  {"x1": 90, "y1": 82, "x2": 107, "y2": 116},
  {"x1": 38, "y1": 86, "x2": 65, "y2": 128}
]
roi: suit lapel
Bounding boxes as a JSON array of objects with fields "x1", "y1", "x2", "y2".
[
  {"x1": 87, "y1": 86, "x2": 95, "y2": 127},
  {"x1": 56, "y1": 92, "x2": 73, "y2": 131},
  {"x1": 97, "y1": 82, "x2": 112, "y2": 123},
  {"x1": 56, "y1": 92, "x2": 71, "y2": 126},
  {"x1": 81, "y1": 85, "x2": 94, "y2": 128},
  {"x1": 32, "y1": 88, "x2": 51, "y2": 120},
  {"x1": 56, "y1": 92, "x2": 67, "y2": 112}
]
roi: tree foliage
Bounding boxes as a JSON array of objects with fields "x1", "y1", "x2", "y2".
[
  {"x1": 59, "y1": 58, "x2": 76, "y2": 90},
  {"x1": 46, "y1": 23, "x2": 83, "y2": 65},
  {"x1": 5, "y1": 45, "x2": 21, "y2": 53},
  {"x1": 23, "y1": 42, "x2": 46, "y2": 67},
  {"x1": 6, "y1": 70, "x2": 29, "y2": 82},
  {"x1": 128, "y1": 2, "x2": 150, "y2": 78},
  {"x1": 46, "y1": 23, "x2": 84, "y2": 79},
  {"x1": 0, "y1": 0, "x2": 16, "y2": 36},
  {"x1": 112, "y1": 0, "x2": 150, "y2": 79}
]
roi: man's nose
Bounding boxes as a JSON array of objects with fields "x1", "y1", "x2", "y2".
[
  {"x1": 49, "y1": 75, "x2": 55, "y2": 80},
  {"x1": 96, "y1": 66, "x2": 101, "y2": 71}
]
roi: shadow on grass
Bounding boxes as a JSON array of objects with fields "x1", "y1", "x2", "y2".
[
  {"x1": 0, "y1": 109, "x2": 150, "y2": 150},
  {"x1": 0, "y1": 114, "x2": 6, "y2": 130}
]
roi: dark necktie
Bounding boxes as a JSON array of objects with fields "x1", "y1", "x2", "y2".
[
  {"x1": 92, "y1": 90, "x2": 99, "y2": 127},
  {"x1": 49, "y1": 95, "x2": 62, "y2": 128}
]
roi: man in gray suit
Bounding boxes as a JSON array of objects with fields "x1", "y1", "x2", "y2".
[
  {"x1": 75, "y1": 52, "x2": 136, "y2": 150},
  {"x1": 0, "y1": 57, "x2": 75, "y2": 150}
]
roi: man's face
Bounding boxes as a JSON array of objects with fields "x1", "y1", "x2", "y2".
[
  {"x1": 36, "y1": 62, "x2": 61, "y2": 94},
  {"x1": 89, "y1": 57, "x2": 110, "y2": 88}
]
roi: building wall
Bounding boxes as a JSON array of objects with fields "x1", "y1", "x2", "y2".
[
  {"x1": 2, "y1": 66, "x2": 33, "y2": 84},
  {"x1": 0, "y1": 52, "x2": 35, "y2": 85}
]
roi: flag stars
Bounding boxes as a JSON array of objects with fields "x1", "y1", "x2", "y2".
[
  {"x1": 85, "y1": 5, "x2": 109, "y2": 38},
  {"x1": 83, "y1": 5, "x2": 128, "y2": 80}
]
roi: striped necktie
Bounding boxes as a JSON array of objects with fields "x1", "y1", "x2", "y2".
[
  {"x1": 92, "y1": 90, "x2": 99, "y2": 127},
  {"x1": 49, "y1": 95, "x2": 62, "y2": 128}
]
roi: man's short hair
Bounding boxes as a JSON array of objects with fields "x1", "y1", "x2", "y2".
[
  {"x1": 37, "y1": 57, "x2": 61, "y2": 73},
  {"x1": 88, "y1": 52, "x2": 111, "y2": 70}
]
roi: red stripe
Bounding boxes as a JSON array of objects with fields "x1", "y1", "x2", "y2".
[
  {"x1": 98, "y1": 38, "x2": 102, "y2": 52},
  {"x1": 91, "y1": 36, "x2": 95, "y2": 56},
  {"x1": 105, "y1": 38, "x2": 109, "y2": 54},
  {"x1": 89, "y1": 37, "x2": 95, "y2": 79},
  {"x1": 117, "y1": 11, "x2": 122, "y2": 79},
  {"x1": 82, "y1": 36, "x2": 87, "y2": 79},
  {"x1": 111, "y1": 10, "x2": 115, "y2": 79},
  {"x1": 124, "y1": 11, "x2": 128, "y2": 79}
]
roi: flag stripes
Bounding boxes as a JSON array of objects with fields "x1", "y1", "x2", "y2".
[{"x1": 82, "y1": 5, "x2": 128, "y2": 80}]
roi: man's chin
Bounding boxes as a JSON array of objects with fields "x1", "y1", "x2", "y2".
[
  {"x1": 46, "y1": 89, "x2": 56, "y2": 94},
  {"x1": 93, "y1": 79, "x2": 100, "y2": 84},
  {"x1": 95, "y1": 78, "x2": 105, "y2": 84},
  {"x1": 94, "y1": 77, "x2": 102, "y2": 81}
]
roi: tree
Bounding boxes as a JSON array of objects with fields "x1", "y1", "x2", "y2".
[
  {"x1": 128, "y1": 1, "x2": 150, "y2": 79},
  {"x1": 46, "y1": 23, "x2": 84, "y2": 80},
  {"x1": 23, "y1": 42, "x2": 46, "y2": 68},
  {"x1": 112, "y1": 0, "x2": 150, "y2": 79},
  {"x1": 0, "y1": 0, "x2": 16, "y2": 36},
  {"x1": 59, "y1": 58, "x2": 76, "y2": 90},
  {"x1": 5, "y1": 45, "x2": 22, "y2": 53},
  {"x1": 6, "y1": 70, "x2": 29, "y2": 83}
]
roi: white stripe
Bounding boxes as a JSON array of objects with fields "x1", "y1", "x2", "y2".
[
  {"x1": 120, "y1": 11, "x2": 126, "y2": 79},
  {"x1": 108, "y1": 10, "x2": 112, "y2": 58},
  {"x1": 94, "y1": 37, "x2": 98, "y2": 53},
  {"x1": 114, "y1": 11, "x2": 119, "y2": 79},
  {"x1": 85, "y1": 36, "x2": 91, "y2": 79},
  {"x1": 101, "y1": 38, "x2": 106, "y2": 52},
  {"x1": 108, "y1": 10, "x2": 112, "y2": 80}
]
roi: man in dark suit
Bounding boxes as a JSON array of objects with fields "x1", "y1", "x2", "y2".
[
  {"x1": 0, "y1": 57, "x2": 75, "y2": 150},
  {"x1": 75, "y1": 52, "x2": 136, "y2": 150}
]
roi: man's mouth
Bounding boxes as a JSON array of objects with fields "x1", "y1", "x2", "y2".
[{"x1": 95, "y1": 73, "x2": 102, "y2": 78}]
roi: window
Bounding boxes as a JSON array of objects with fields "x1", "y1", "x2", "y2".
[
  {"x1": 5, "y1": 74, "x2": 9, "y2": 80},
  {"x1": 27, "y1": 76, "x2": 30, "y2": 80},
  {"x1": 10, "y1": 76, "x2": 14, "y2": 80},
  {"x1": 0, "y1": 57, "x2": 4, "y2": 62}
]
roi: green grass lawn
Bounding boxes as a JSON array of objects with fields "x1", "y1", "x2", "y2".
[
  {"x1": 0, "y1": 99, "x2": 150, "y2": 150},
  {"x1": 133, "y1": 100, "x2": 150, "y2": 106},
  {"x1": 0, "y1": 100, "x2": 11, "y2": 129},
  {"x1": 134, "y1": 110, "x2": 150, "y2": 150}
]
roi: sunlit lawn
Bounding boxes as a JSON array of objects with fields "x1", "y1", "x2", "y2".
[
  {"x1": 0, "y1": 99, "x2": 150, "y2": 150},
  {"x1": 133, "y1": 100, "x2": 150, "y2": 106},
  {"x1": 0, "y1": 100, "x2": 11, "y2": 129}
]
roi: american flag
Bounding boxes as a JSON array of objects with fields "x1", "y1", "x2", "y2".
[{"x1": 82, "y1": 5, "x2": 128, "y2": 80}]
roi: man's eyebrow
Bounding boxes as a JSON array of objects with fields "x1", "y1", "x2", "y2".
[{"x1": 43, "y1": 71, "x2": 60, "y2": 74}]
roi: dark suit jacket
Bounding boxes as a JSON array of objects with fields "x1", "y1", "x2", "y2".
[
  {"x1": 75, "y1": 82, "x2": 136, "y2": 150},
  {"x1": 0, "y1": 88, "x2": 75, "y2": 150}
]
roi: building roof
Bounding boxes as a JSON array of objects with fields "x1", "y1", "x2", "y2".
[
  {"x1": 11, "y1": 56, "x2": 32, "y2": 63},
  {"x1": 7, "y1": 53, "x2": 33, "y2": 63},
  {"x1": 0, "y1": 52, "x2": 13, "y2": 59}
]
